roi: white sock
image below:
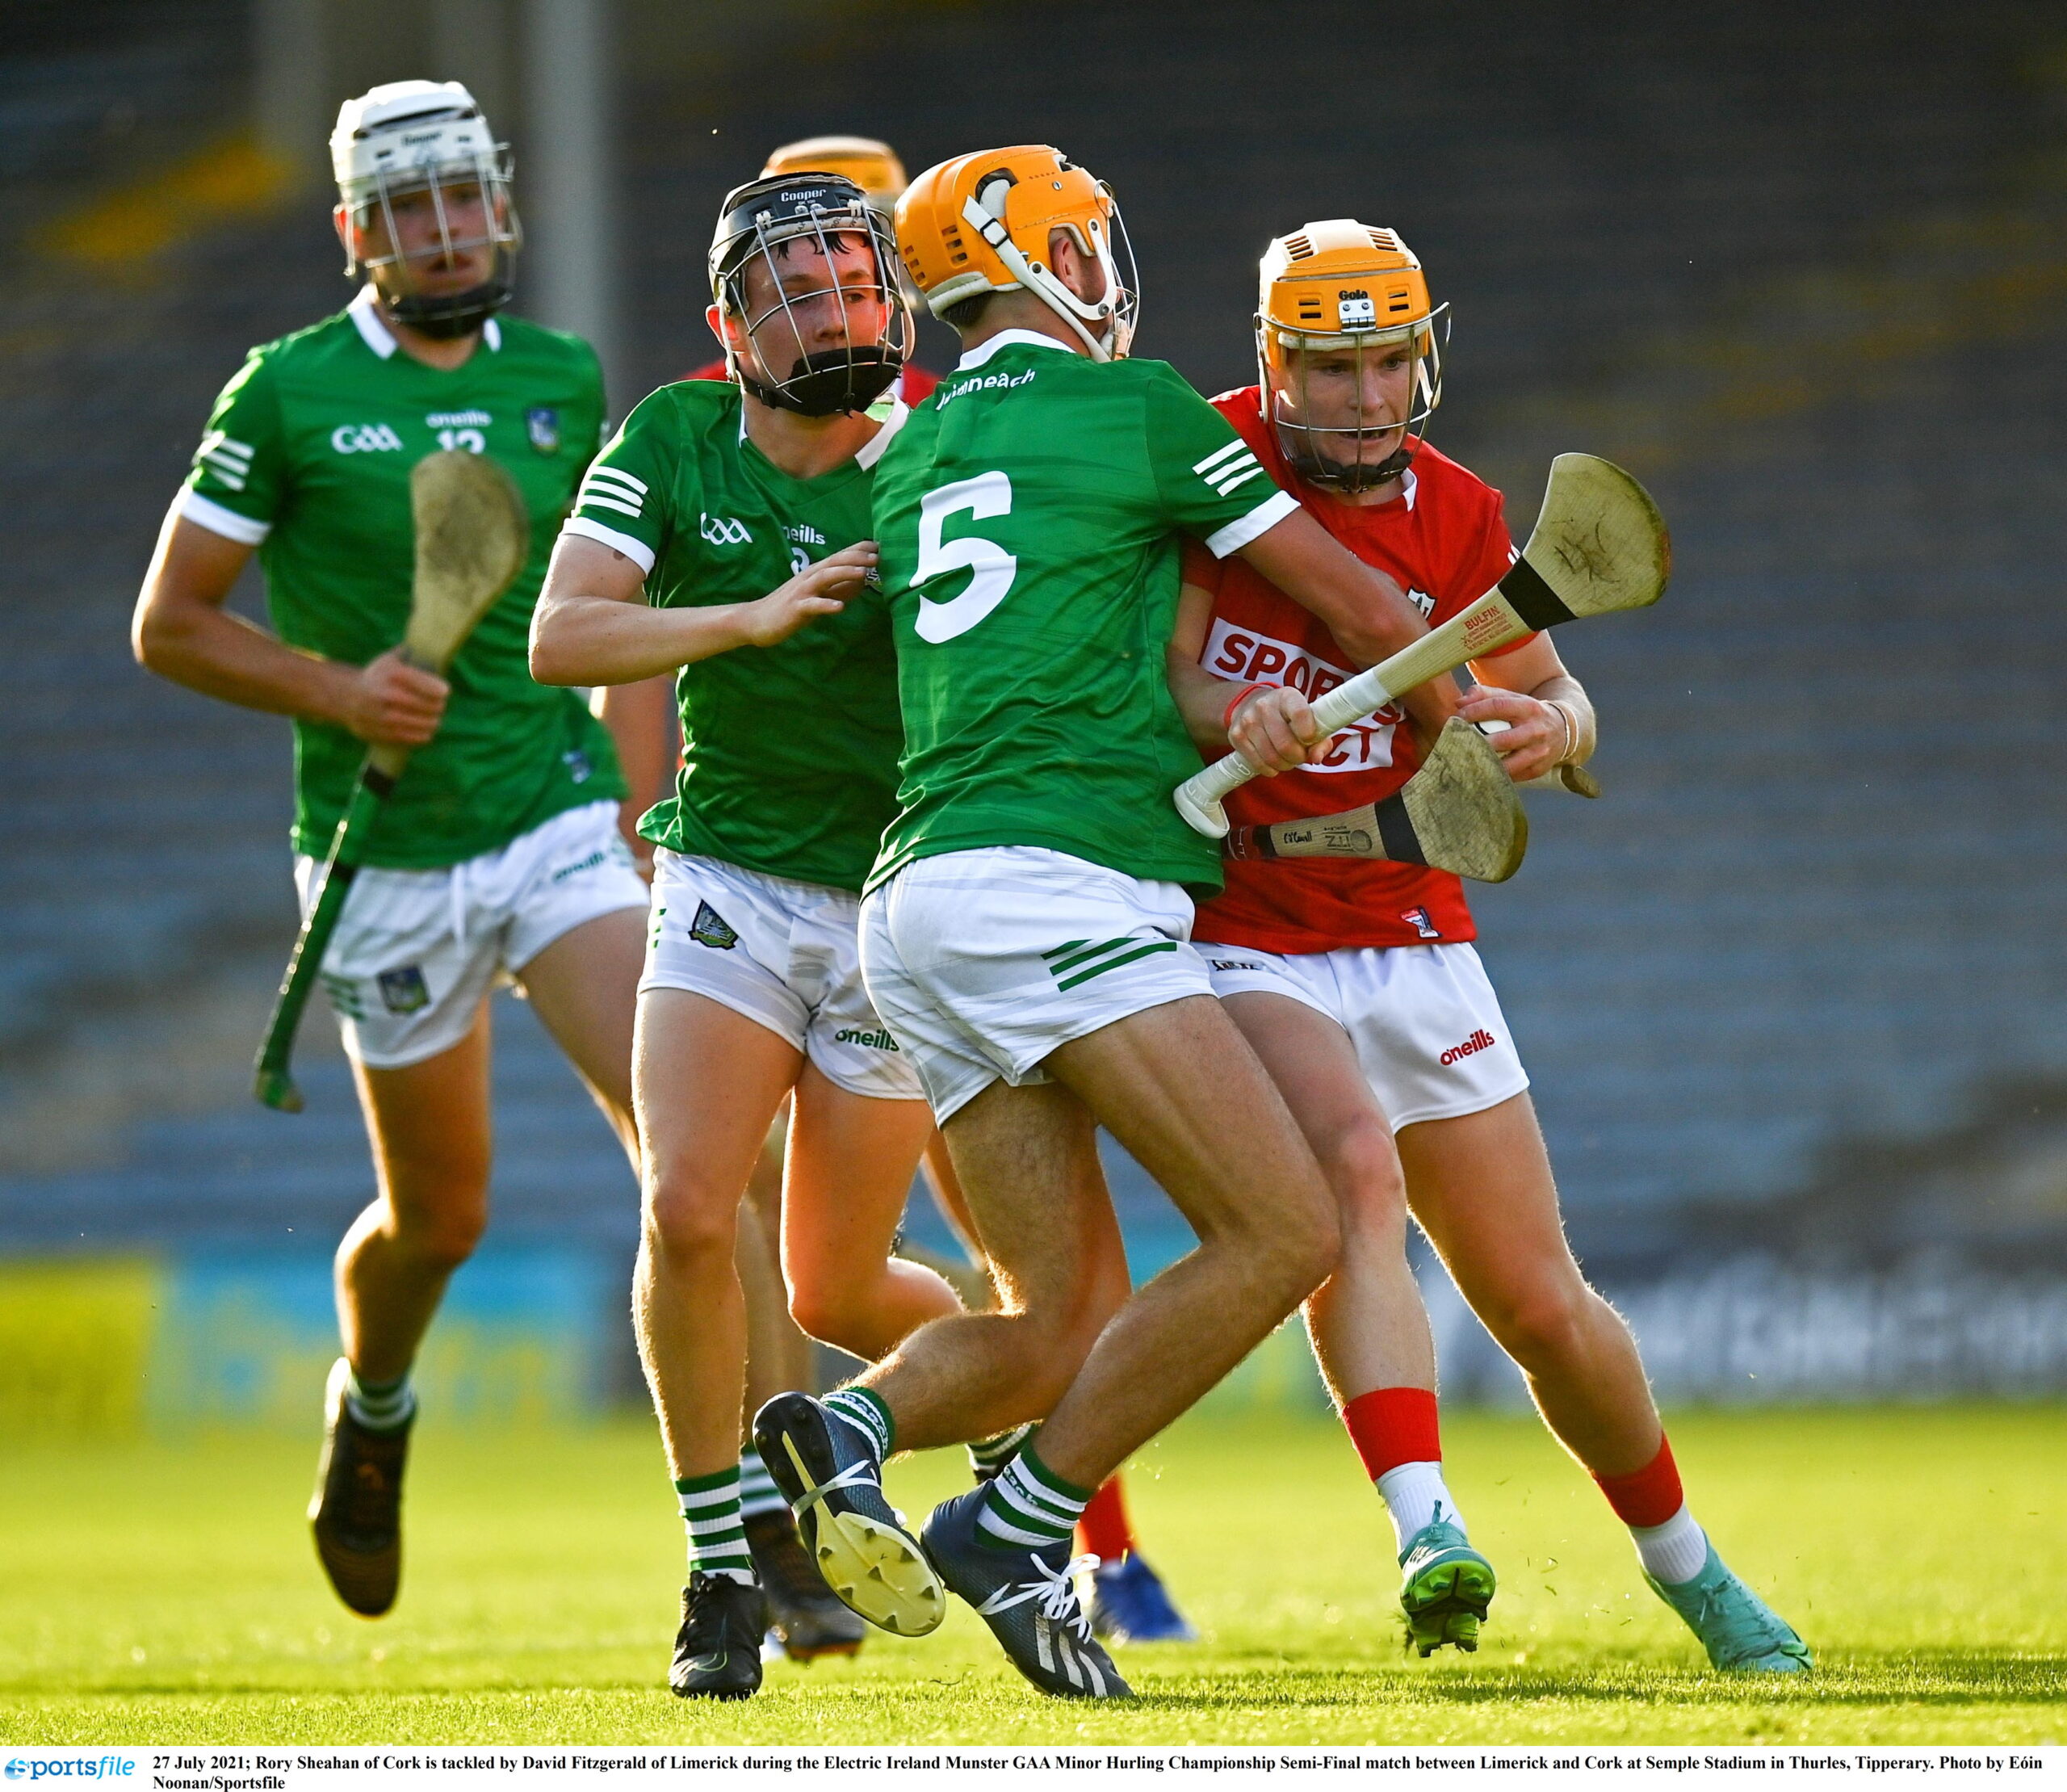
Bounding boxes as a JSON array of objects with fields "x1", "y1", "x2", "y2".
[
  {"x1": 1375, "y1": 1461, "x2": 1465, "y2": 1552},
  {"x1": 1631, "y1": 1503, "x2": 1709, "y2": 1586}
]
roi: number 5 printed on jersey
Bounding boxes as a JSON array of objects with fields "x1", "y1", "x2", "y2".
[{"x1": 913, "y1": 472, "x2": 1017, "y2": 642}]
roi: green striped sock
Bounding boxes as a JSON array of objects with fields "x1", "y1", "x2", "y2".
[
  {"x1": 738, "y1": 1447, "x2": 786, "y2": 1522},
  {"x1": 967, "y1": 1422, "x2": 1035, "y2": 1481},
  {"x1": 343, "y1": 1364, "x2": 416, "y2": 1433},
  {"x1": 975, "y1": 1442, "x2": 1091, "y2": 1552},
  {"x1": 823, "y1": 1387, "x2": 894, "y2": 1462},
  {"x1": 676, "y1": 1467, "x2": 754, "y2": 1584}
]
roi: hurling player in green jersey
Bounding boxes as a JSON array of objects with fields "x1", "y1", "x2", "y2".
[
  {"x1": 132, "y1": 82, "x2": 652, "y2": 1622},
  {"x1": 531, "y1": 173, "x2": 967, "y2": 1698},
  {"x1": 749, "y1": 146, "x2": 1464, "y2": 1699}
]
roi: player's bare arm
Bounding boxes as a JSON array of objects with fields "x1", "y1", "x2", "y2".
[
  {"x1": 1165, "y1": 579, "x2": 1325, "y2": 775},
  {"x1": 133, "y1": 510, "x2": 449, "y2": 746},
  {"x1": 1236, "y1": 510, "x2": 1457, "y2": 744},
  {"x1": 592, "y1": 674, "x2": 675, "y2": 879},
  {"x1": 530, "y1": 535, "x2": 876, "y2": 686},
  {"x1": 1461, "y1": 631, "x2": 1595, "y2": 783}
]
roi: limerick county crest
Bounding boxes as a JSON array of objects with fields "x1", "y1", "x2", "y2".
[
  {"x1": 689, "y1": 901, "x2": 740, "y2": 951},
  {"x1": 526, "y1": 406, "x2": 560, "y2": 452}
]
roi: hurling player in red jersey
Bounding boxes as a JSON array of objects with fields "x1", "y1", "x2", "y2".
[{"x1": 1167, "y1": 220, "x2": 1809, "y2": 1673}]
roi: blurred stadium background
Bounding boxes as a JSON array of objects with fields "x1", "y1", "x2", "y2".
[{"x1": 2, "y1": 0, "x2": 2065, "y2": 1439}]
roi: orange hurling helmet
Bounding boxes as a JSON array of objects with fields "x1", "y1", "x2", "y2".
[
  {"x1": 895, "y1": 145, "x2": 1138, "y2": 360},
  {"x1": 1256, "y1": 219, "x2": 1449, "y2": 493},
  {"x1": 761, "y1": 136, "x2": 908, "y2": 215}
]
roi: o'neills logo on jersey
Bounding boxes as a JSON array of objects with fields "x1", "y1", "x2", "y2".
[
  {"x1": 1203, "y1": 619, "x2": 1397, "y2": 774},
  {"x1": 1440, "y1": 1029, "x2": 1497, "y2": 1066},
  {"x1": 833, "y1": 1026, "x2": 900, "y2": 1052}
]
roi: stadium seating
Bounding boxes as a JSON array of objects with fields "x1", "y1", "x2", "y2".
[{"x1": 2, "y1": 0, "x2": 2063, "y2": 1312}]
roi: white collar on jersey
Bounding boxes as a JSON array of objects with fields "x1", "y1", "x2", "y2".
[
  {"x1": 855, "y1": 398, "x2": 910, "y2": 468},
  {"x1": 954, "y1": 328, "x2": 1079, "y2": 372},
  {"x1": 736, "y1": 397, "x2": 911, "y2": 468},
  {"x1": 348, "y1": 283, "x2": 501, "y2": 359}
]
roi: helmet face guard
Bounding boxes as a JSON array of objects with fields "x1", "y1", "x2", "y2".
[
  {"x1": 1259, "y1": 307, "x2": 1449, "y2": 494},
  {"x1": 710, "y1": 174, "x2": 913, "y2": 417},
  {"x1": 340, "y1": 145, "x2": 518, "y2": 339}
]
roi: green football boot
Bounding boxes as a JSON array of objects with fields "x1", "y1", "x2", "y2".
[
  {"x1": 1646, "y1": 1543, "x2": 1813, "y2": 1673},
  {"x1": 1398, "y1": 1518, "x2": 1496, "y2": 1656}
]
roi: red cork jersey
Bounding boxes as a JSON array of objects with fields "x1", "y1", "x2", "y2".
[
  {"x1": 680, "y1": 357, "x2": 940, "y2": 403},
  {"x1": 1187, "y1": 387, "x2": 1528, "y2": 953}
]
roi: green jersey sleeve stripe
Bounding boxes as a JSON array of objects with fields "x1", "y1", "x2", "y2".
[
  {"x1": 1204, "y1": 488, "x2": 1300, "y2": 560},
  {"x1": 561, "y1": 514, "x2": 655, "y2": 575},
  {"x1": 177, "y1": 486, "x2": 271, "y2": 546}
]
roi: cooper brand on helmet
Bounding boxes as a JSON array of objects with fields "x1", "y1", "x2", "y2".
[
  {"x1": 707, "y1": 171, "x2": 912, "y2": 418},
  {"x1": 1255, "y1": 218, "x2": 1449, "y2": 493},
  {"x1": 330, "y1": 78, "x2": 520, "y2": 340}
]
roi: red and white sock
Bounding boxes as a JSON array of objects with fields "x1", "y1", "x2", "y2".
[
  {"x1": 1076, "y1": 1476, "x2": 1135, "y2": 1566},
  {"x1": 1595, "y1": 1436, "x2": 1709, "y2": 1586},
  {"x1": 1342, "y1": 1387, "x2": 1465, "y2": 1551}
]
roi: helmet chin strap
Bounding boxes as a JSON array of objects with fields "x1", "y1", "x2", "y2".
[
  {"x1": 377, "y1": 275, "x2": 510, "y2": 339},
  {"x1": 1282, "y1": 424, "x2": 1415, "y2": 495},
  {"x1": 734, "y1": 344, "x2": 902, "y2": 417},
  {"x1": 959, "y1": 195, "x2": 1118, "y2": 362}
]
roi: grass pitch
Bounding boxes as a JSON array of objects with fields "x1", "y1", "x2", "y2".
[{"x1": 2, "y1": 1405, "x2": 2062, "y2": 1746}]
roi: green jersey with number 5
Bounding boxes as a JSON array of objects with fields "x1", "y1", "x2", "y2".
[
  {"x1": 563, "y1": 378, "x2": 908, "y2": 893},
  {"x1": 867, "y1": 330, "x2": 1298, "y2": 896}
]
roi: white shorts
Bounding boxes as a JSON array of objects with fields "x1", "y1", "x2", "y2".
[
  {"x1": 298, "y1": 799, "x2": 649, "y2": 1070},
  {"x1": 859, "y1": 846, "x2": 1216, "y2": 1123},
  {"x1": 641, "y1": 850, "x2": 924, "y2": 1103},
  {"x1": 1201, "y1": 941, "x2": 1528, "y2": 1131}
]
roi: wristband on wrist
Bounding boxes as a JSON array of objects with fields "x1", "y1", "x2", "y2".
[
  {"x1": 1547, "y1": 699, "x2": 1579, "y2": 765},
  {"x1": 1222, "y1": 681, "x2": 1271, "y2": 735}
]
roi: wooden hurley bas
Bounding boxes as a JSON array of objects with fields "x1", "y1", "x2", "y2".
[
  {"x1": 1226, "y1": 717, "x2": 1528, "y2": 883},
  {"x1": 253, "y1": 451, "x2": 530, "y2": 1113},
  {"x1": 1175, "y1": 451, "x2": 1671, "y2": 839}
]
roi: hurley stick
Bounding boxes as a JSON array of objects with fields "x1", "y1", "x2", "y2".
[
  {"x1": 254, "y1": 451, "x2": 529, "y2": 1111},
  {"x1": 1175, "y1": 453, "x2": 1669, "y2": 837},
  {"x1": 1224, "y1": 718, "x2": 1528, "y2": 883}
]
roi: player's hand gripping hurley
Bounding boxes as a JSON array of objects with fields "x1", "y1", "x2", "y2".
[
  {"x1": 253, "y1": 451, "x2": 530, "y2": 1111},
  {"x1": 1174, "y1": 453, "x2": 1671, "y2": 837}
]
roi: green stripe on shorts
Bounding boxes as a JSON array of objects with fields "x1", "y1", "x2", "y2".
[{"x1": 1054, "y1": 939, "x2": 1181, "y2": 992}]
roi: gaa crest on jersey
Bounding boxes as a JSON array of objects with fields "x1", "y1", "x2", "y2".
[
  {"x1": 330, "y1": 422, "x2": 405, "y2": 455},
  {"x1": 1400, "y1": 906, "x2": 1440, "y2": 941},
  {"x1": 526, "y1": 407, "x2": 560, "y2": 453},
  {"x1": 689, "y1": 901, "x2": 740, "y2": 951},
  {"x1": 377, "y1": 965, "x2": 432, "y2": 1014}
]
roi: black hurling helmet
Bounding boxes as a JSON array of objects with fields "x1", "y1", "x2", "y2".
[{"x1": 708, "y1": 172, "x2": 912, "y2": 416}]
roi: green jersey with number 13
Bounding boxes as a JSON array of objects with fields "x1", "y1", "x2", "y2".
[
  {"x1": 181, "y1": 287, "x2": 620, "y2": 868},
  {"x1": 867, "y1": 330, "x2": 1298, "y2": 897}
]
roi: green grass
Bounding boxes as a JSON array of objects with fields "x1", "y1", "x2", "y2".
[{"x1": 2, "y1": 1406, "x2": 2063, "y2": 1745}]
